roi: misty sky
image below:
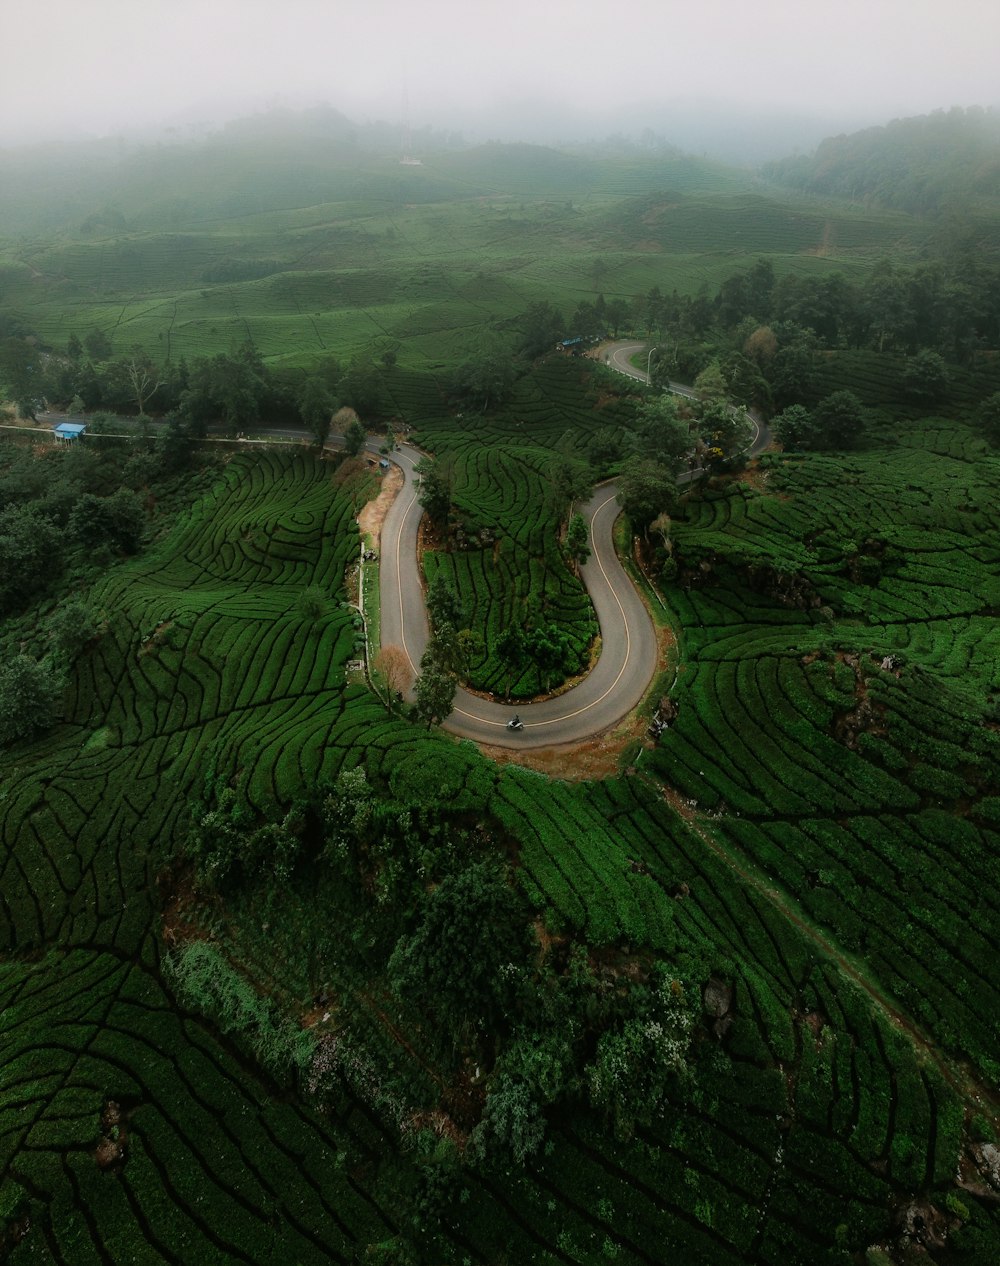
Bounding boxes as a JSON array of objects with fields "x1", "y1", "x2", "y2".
[{"x1": 3, "y1": 0, "x2": 999, "y2": 150}]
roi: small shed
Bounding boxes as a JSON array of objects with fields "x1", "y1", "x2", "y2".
[{"x1": 53, "y1": 422, "x2": 87, "y2": 443}]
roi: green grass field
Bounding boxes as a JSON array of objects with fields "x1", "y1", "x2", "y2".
[{"x1": 0, "y1": 136, "x2": 936, "y2": 372}]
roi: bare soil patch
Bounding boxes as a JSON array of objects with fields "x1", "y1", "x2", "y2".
[{"x1": 356, "y1": 462, "x2": 403, "y2": 549}]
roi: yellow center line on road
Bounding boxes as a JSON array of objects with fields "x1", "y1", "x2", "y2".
[
  {"x1": 453, "y1": 489, "x2": 633, "y2": 729},
  {"x1": 395, "y1": 482, "x2": 419, "y2": 675}
]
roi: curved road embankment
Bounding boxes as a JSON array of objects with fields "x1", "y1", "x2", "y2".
[
  {"x1": 378, "y1": 445, "x2": 657, "y2": 749},
  {"x1": 378, "y1": 346, "x2": 771, "y2": 749}
]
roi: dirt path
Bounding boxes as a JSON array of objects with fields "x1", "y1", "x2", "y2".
[{"x1": 660, "y1": 784, "x2": 1000, "y2": 1116}]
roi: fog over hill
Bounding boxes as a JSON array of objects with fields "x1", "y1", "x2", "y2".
[{"x1": 2, "y1": 0, "x2": 998, "y2": 160}]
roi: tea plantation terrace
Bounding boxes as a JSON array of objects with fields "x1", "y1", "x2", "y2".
[{"x1": 378, "y1": 442, "x2": 659, "y2": 747}]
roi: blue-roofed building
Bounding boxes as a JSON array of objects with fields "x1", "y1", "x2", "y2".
[{"x1": 53, "y1": 422, "x2": 87, "y2": 442}]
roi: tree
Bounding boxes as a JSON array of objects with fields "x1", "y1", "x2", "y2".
[
  {"x1": 587, "y1": 427, "x2": 624, "y2": 471},
  {"x1": 743, "y1": 324, "x2": 778, "y2": 365},
  {"x1": 813, "y1": 390, "x2": 867, "y2": 449},
  {"x1": 495, "y1": 622, "x2": 528, "y2": 698},
  {"x1": 518, "y1": 301, "x2": 564, "y2": 358},
  {"x1": 548, "y1": 459, "x2": 593, "y2": 519},
  {"x1": 413, "y1": 659, "x2": 457, "y2": 729},
  {"x1": 864, "y1": 261, "x2": 909, "y2": 353},
  {"x1": 526, "y1": 622, "x2": 576, "y2": 692},
  {"x1": 343, "y1": 417, "x2": 367, "y2": 457},
  {"x1": 634, "y1": 394, "x2": 692, "y2": 476},
  {"x1": 902, "y1": 349, "x2": 948, "y2": 404},
  {"x1": 586, "y1": 972, "x2": 694, "y2": 1142},
  {"x1": 616, "y1": 456, "x2": 678, "y2": 533},
  {"x1": 415, "y1": 457, "x2": 452, "y2": 528},
  {"x1": 68, "y1": 488, "x2": 145, "y2": 553},
  {"x1": 373, "y1": 645, "x2": 411, "y2": 709},
  {"x1": 66, "y1": 333, "x2": 83, "y2": 361},
  {"x1": 421, "y1": 622, "x2": 469, "y2": 678},
  {"x1": 0, "y1": 655, "x2": 63, "y2": 747},
  {"x1": 426, "y1": 573, "x2": 464, "y2": 631},
  {"x1": 46, "y1": 599, "x2": 101, "y2": 666},
  {"x1": 452, "y1": 340, "x2": 517, "y2": 413},
  {"x1": 977, "y1": 392, "x2": 1000, "y2": 445},
  {"x1": 122, "y1": 349, "x2": 163, "y2": 416},
  {"x1": 388, "y1": 861, "x2": 526, "y2": 1041},
  {"x1": 0, "y1": 509, "x2": 62, "y2": 614},
  {"x1": 605, "y1": 298, "x2": 631, "y2": 338},
  {"x1": 298, "y1": 376, "x2": 335, "y2": 448},
  {"x1": 181, "y1": 344, "x2": 268, "y2": 433},
  {"x1": 0, "y1": 338, "x2": 43, "y2": 419},
  {"x1": 692, "y1": 361, "x2": 729, "y2": 405},
  {"x1": 296, "y1": 586, "x2": 328, "y2": 622},
  {"x1": 471, "y1": 1075, "x2": 545, "y2": 1164},
  {"x1": 696, "y1": 401, "x2": 753, "y2": 465},
  {"x1": 765, "y1": 326, "x2": 820, "y2": 410},
  {"x1": 771, "y1": 404, "x2": 818, "y2": 450},
  {"x1": 339, "y1": 359, "x2": 384, "y2": 417},
  {"x1": 564, "y1": 512, "x2": 590, "y2": 571},
  {"x1": 83, "y1": 328, "x2": 113, "y2": 361}
]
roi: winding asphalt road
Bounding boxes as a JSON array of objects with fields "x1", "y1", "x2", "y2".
[
  {"x1": 378, "y1": 444, "x2": 657, "y2": 749},
  {"x1": 380, "y1": 342, "x2": 770, "y2": 749},
  {"x1": 35, "y1": 342, "x2": 769, "y2": 750}
]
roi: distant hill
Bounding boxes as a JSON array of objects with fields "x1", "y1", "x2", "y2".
[
  {"x1": 0, "y1": 108, "x2": 751, "y2": 237},
  {"x1": 762, "y1": 106, "x2": 1000, "y2": 214}
]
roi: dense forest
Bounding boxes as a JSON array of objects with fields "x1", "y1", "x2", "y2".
[{"x1": 762, "y1": 107, "x2": 1000, "y2": 214}]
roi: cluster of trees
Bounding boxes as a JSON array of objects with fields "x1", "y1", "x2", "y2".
[
  {"x1": 0, "y1": 595, "x2": 106, "y2": 747},
  {"x1": 637, "y1": 253, "x2": 1000, "y2": 407},
  {"x1": 0, "y1": 323, "x2": 390, "y2": 439},
  {"x1": 771, "y1": 389, "x2": 870, "y2": 451},
  {"x1": 181, "y1": 763, "x2": 700, "y2": 1188},
  {"x1": 413, "y1": 574, "x2": 480, "y2": 728},
  {"x1": 606, "y1": 386, "x2": 752, "y2": 535},
  {"x1": 0, "y1": 441, "x2": 153, "y2": 621},
  {"x1": 494, "y1": 616, "x2": 589, "y2": 696},
  {"x1": 762, "y1": 106, "x2": 1000, "y2": 215}
]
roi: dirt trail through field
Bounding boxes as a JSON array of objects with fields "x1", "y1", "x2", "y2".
[{"x1": 660, "y1": 784, "x2": 1000, "y2": 1116}]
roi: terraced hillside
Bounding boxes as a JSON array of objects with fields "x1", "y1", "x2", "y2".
[
  {"x1": 0, "y1": 449, "x2": 407, "y2": 1259},
  {"x1": 0, "y1": 137, "x2": 935, "y2": 373},
  {"x1": 656, "y1": 419, "x2": 1000, "y2": 1086},
  {"x1": 416, "y1": 359, "x2": 632, "y2": 696},
  {"x1": 2, "y1": 431, "x2": 1000, "y2": 1264}
]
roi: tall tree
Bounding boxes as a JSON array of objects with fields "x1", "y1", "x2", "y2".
[
  {"x1": 0, "y1": 655, "x2": 63, "y2": 747},
  {"x1": 415, "y1": 457, "x2": 452, "y2": 529},
  {"x1": 298, "y1": 376, "x2": 335, "y2": 448},
  {"x1": 616, "y1": 457, "x2": 678, "y2": 534},
  {"x1": 453, "y1": 340, "x2": 517, "y2": 413},
  {"x1": 373, "y1": 645, "x2": 411, "y2": 709},
  {"x1": 123, "y1": 349, "x2": 164, "y2": 416},
  {"x1": 813, "y1": 390, "x2": 867, "y2": 449},
  {"x1": 696, "y1": 401, "x2": 753, "y2": 465},
  {"x1": 495, "y1": 622, "x2": 528, "y2": 698},
  {"x1": 902, "y1": 349, "x2": 948, "y2": 404},
  {"x1": 633, "y1": 394, "x2": 692, "y2": 476},
  {"x1": 563, "y1": 512, "x2": 591, "y2": 572},
  {"x1": 976, "y1": 392, "x2": 1000, "y2": 445},
  {"x1": 426, "y1": 573, "x2": 464, "y2": 631},
  {"x1": 413, "y1": 660, "x2": 457, "y2": 730},
  {"x1": 343, "y1": 418, "x2": 367, "y2": 457},
  {"x1": 83, "y1": 328, "x2": 113, "y2": 362},
  {"x1": 518, "y1": 302, "x2": 564, "y2": 358}
]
